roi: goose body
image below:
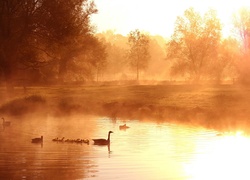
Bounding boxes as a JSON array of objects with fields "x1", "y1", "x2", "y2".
[
  {"x1": 93, "y1": 131, "x2": 113, "y2": 145},
  {"x1": 2, "y1": 117, "x2": 11, "y2": 126},
  {"x1": 32, "y1": 136, "x2": 43, "y2": 143}
]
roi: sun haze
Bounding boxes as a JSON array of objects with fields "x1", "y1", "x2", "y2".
[{"x1": 91, "y1": 0, "x2": 250, "y2": 37}]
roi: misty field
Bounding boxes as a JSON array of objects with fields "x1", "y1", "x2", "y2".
[{"x1": 1, "y1": 84, "x2": 250, "y2": 132}]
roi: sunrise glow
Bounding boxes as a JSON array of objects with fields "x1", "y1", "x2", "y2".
[
  {"x1": 92, "y1": 0, "x2": 250, "y2": 37},
  {"x1": 2, "y1": 0, "x2": 250, "y2": 179},
  {"x1": 185, "y1": 133, "x2": 250, "y2": 180}
]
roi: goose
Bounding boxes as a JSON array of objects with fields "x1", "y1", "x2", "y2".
[
  {"x1": 83, "y1": 139, "x2": 89, "y2": 144},
  {"x1": 58, "y1": 137, "x2": 64, "y2": 142},
  {"x1": 52, "y1": 137, "x2": 58, "y2": 141},
  {"x1": 2, "y1": 117, "x2": 11, "y2": 126},
  {"x1": 119, "y1": 124, "x2": 130, "y2": 130},
  {"x1": 92, "y1": 131, "x2": 113, "y2": 145},
  {"x1": 32, "y1": 136, "x2": 43, "y2": 143}
]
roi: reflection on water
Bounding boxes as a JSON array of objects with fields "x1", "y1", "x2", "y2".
[
  {"x1": 185, "y1": 132, "x2": 250, "y2": 180},
  {"x1": 1, "y1": 115, "x2": 250, "y2": 180}
]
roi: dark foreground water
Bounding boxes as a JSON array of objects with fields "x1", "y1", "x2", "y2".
[{"x1": 1, "y1": 115, "x2": 250, "y2": 180}]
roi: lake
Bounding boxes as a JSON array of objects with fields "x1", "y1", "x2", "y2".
[{"x1": 1, "y1": 115, "x2": 250, "y2": 180}]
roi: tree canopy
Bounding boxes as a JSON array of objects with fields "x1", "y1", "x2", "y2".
[
  {"x1": 0, "y1": 0, "x2": 98, "y2": 88},
  {"x1": 127, "y1": 29, "x2": 150, "y2": 81},
  {"x1": 166, "y1": 8, "x2": 222, "y2": 82}
]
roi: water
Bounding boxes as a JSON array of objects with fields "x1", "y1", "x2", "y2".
[{"x1": 1, "y1": 115, "x2": 250, "y2": 180}]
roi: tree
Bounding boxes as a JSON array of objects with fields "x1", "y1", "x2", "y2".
[
  {"x1": 233, "y1": 7, "x2": 250, "y2": 54},
  {"x1": 0, "y1": 0, "x2": 97, "y2": 88},
  {"x1": 166, "y1": 8, "x2": 222, "y2": 82},
  {"x1": 54, "y1": 34, "x2": 106, "y2": 83},
  {"x1": 210, "y1": 38, "x2": 240, "y2": 82},
  {"x1": 97, "y1": 31, "x2": 129, "y2": 81},
  {"x1": 86, "y1": 37, "x2": 107, "y2": 82},
  {"x1": 232, "y1": 7, "x2": 250, "y2": 84},
  {"x1": 127, "y1": 29, "x2": 150, "y2": 81},
  {"x1": 146, "y1": 36, "x2": 167, "y2": 80}
]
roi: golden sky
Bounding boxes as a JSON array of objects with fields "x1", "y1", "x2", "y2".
[{"x1": 91, "y1": 0, "x2": 250, "y2": 37}]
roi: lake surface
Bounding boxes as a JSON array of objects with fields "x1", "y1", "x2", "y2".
[{"x1": 1, "y1": 115, "x2": 250, "y2": 180}]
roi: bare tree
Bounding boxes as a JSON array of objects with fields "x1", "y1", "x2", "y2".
[{"x1": 127, "y1": 29, "x2": 150, "y2": 81}]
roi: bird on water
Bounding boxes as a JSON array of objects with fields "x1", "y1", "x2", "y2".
[
  {"x1": 119, "y1": 124, "x2": 130, "y2": 130},
  {"x1": 2, "y1": 117, "x2": 11, "y2": 126},
  {"x1": 31, "y1": 136, "x2": 43, "y2": 143},
  {"x1": 92, "y1": 131, "x2": 113, "y2": 145}
]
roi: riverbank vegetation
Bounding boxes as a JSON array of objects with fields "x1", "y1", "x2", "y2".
[{"x1": 1, "y1": 84, "x2": 250, "y2": 133}]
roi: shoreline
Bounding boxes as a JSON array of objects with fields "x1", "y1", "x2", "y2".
[{"x1": 1, "y1": 84, "x2": 250, "y2": 133}]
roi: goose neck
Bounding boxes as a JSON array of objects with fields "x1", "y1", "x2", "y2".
[{"x1": 107, "y1": 132, "x2": 111, "y2": 141}]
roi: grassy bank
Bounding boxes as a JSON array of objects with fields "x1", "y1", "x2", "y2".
[{"x1": 1, "y1": 84, "x2": 250, "y2": 132}]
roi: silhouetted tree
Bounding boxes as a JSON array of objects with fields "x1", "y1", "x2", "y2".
[
  {"x1": 0, "y1": 0, "x2": 97, "y2": 88},
  {"x1": 166, "y1": 8, "x2": 222, "y2": 82},
  {"x1": 127, "y1": 29, "x2": 150, "y2": 81}
]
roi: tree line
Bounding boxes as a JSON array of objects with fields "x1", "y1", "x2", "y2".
[
  {"x1": 0, "y1": 0, "x2": 104, "y2": 89},
  {"x1": 1, "y1": 1, "x2": 250, "y2": 88}
]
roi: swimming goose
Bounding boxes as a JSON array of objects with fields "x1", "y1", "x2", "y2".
[
  {"x1": 2, "y1": 117, "x2": 11, "y2": 126},
  {"x1": 92, "y1": 131, "x2": 113, "y2": 145},
  {"x1": 119, "y1": 124, "x2": 130, "y2": 130},
  {"x1": 52, "y1": 137, "x2": 58, "y2": 141},
  {"x1": 32, "y1": 136, "x2": 43, "y2": 143},
  {"x1": 58, "y1": 137, "x2": 64, "y2": 142}
]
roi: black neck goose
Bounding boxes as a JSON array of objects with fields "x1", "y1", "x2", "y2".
[
  {"x1": 93, "y1": 131, "x2": 113, "y2": 145},
  {"x1": 32, "y1": 136, "x2": 43, "y2": 143},
  {"x1": 2, "y1": 117, "x2": 11, "y2": 126}
]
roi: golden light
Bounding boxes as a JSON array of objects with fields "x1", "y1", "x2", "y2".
[
  {"x1": 92, "y1": 0, "x2": 250, "y2": 37},
  {"x1": 184, "y1": 132, "x2": 250, "y2": 180}
]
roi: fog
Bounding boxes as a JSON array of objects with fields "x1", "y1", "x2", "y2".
[{"x1": 1, "y1": 83, "x2": 250, "y2": 135}]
